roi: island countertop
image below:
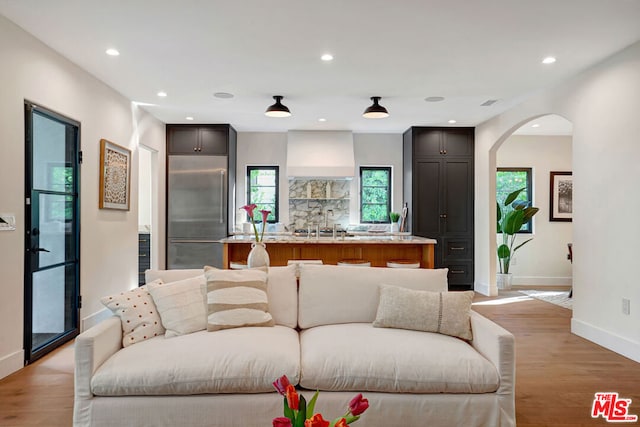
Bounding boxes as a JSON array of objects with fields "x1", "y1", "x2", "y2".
[{"x1": 220, "y1": 234, "x2": 437, "y2": 268}]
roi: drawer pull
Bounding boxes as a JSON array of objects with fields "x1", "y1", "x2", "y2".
[
  {"x1": 450, "y1": 270, "x2": 465, "y2": 274},
  {"x1": 139, "y1": 240, "x2": 147, "y2": 243},
  {"x1": 139, "y1": 254, "x2": 147, "y2": 257},
  {"x1": 450, "y1": 247, "x2": 465, "y2": 250}
]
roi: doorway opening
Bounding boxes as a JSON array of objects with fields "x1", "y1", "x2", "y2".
[
  {"x1": 138, "y1": 145, "x2": 158, "y2": 284},
  {"x1": 24, "y1": 101, "x2": 81, "y2": 364}
]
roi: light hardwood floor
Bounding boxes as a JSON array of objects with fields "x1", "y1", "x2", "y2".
[{"x1": 1, "y1": 291, "x2": 638, "y2": 427}]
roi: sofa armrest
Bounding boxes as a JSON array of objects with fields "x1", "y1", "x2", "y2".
[
  {"x1": 74, "y1": 316, "x2": 122, "y2": 399},
  {"x1": 469, "y1": 310, "x2": 515, "y2": 396}
]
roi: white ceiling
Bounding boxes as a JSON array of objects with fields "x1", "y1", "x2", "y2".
[{"x1": 1, "y1": 0, "x2": 639, "y2": 134}]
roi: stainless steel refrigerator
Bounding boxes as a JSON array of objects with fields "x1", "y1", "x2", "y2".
[{"x1": 167, "y1": 155, "x2": 227, "y2": 269}]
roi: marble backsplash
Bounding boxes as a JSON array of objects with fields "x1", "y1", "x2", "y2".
[{"x1": 289, "y1": 179, "x2": 350, "y2": 230}]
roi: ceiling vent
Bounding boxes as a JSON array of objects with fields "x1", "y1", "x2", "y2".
[{"x1": 481, "y1": 99, "x2": 498, "y2": 106}]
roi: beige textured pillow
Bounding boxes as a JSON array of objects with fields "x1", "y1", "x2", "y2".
[
  {"x1": 204, "y1": 268, "x2": 274, "y2": 331},
  {"x1": 147, "y1": 275, "x2": 207, "y2": 338},
  {"x1": 373, "y1": 285, "x2": 474, "y2": 340},
  {"x1": 100, "y1": 280, "x2": 165, "y2": 347}
]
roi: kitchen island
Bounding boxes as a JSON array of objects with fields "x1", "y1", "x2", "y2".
[{"x1": 220, "y1": 234, "x2": 437, "y2": 269}]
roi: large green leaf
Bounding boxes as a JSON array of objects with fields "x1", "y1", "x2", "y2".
[
  {"x1": 511, "y1": 200, "x2": 528, "y2": 210},
  {"x1": 522, "y1": 207, "x2": 539, "y2": 222},
  {"x1": 503, "y1": 210, "x2": 525, "y2": 234},
  {"x1": 513, "y1": 238, "x2": 534, "y2": 253},
  {"x1": 497, "y1": 244, "x2": 510, "y2": 259},
  {"x1": 503, "y1": 187, "x2": 526, "y2": 206}
]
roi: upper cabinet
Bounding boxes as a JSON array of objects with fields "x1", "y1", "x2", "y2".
[
  {"x1": 167, "y1": 125, "x2": 230, "y2": 155},
  {"x1": 413, "y1": 127, "x2": 473, "y2": 157}
]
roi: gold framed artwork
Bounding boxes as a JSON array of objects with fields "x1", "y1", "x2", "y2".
[{"x1": 99, "y1": 139, "x2": 131, "y2": 210}]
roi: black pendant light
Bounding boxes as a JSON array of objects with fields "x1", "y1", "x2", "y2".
[
  {"x1": 265, "y1": 95, "x2": 291, "y2": 117},
  {"x1": 362, "y1": 96, "x2": 389, "y2": 119}
]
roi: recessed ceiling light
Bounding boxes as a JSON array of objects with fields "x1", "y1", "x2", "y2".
[
  {"x1": 448, "y1": 119, "x2": 457, "y2": 124},
  {"x1": 321, "y1": 53, "x2": 334, "y2": 61},
  {"x1": 425, "y1": 96, "x2": 445, "y2": 102},
  {"x1": 157, "y1": 91, "x2": 167, "y2": 97},
  {"x1": 531, "y1": 124, "x2": 540, "y2": 128},
  {"x1": 542, "y1": 56, "x2": 556, "y2": 64},
  {"x1": 105, "y1": 48, "x2": 120, "y2": 56},
  {"x1": 318, "y1": 118, "x2": 327, "y2": 122},
  {"x1": 185, "y1": 116, "x2": 194, "y2": 121},
  {"x1": 214, "y1": 92, "x2": 234, "y2": 99}
]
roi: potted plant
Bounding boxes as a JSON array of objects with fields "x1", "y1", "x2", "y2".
[
  {"x1": 496, "y1": 187, "x2": 539, "y2": 290},
  {"x1": 389, "y1": 212, "x2": 400, "y2": 232}
]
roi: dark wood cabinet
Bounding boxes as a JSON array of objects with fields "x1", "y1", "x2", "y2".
[
  {"x1": 138, "y1": 233, "x2": 150, "y2": 286},
  {"x1": 167, "y1": 125, "x2": 229, "y2": 155},
  {"x1": 403, "y1": 127, "x2": 474, "y2": 290}
]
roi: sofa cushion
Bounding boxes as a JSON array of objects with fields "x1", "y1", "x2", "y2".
[
  {"x1": 373, "y1": 285, "x2": 474, "y2": 340},
  {"x1": 299, "y1": 323, "x2": 499, "y2": 394},
  {"x1": 204, "y1": 268, "x2": 274, "y2": 331},
  {"x1": 145, "y1": 266, "x2": 298, "y2": 328},
  {"x1": 100, "y1": 281, "x2": 165, "y2": 347},
  {"x1": 298, "y1": 265, "x2": 448, "y2": 328},
  {"x1": 91, "y1": 325, "x2": 300, "y2": 396},
  {"x1": 147, "y1": 275, "x2": 207, "y2": 338}
]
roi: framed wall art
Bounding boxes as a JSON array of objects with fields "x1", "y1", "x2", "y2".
[
  {"x1": 99, "y1": 139, "x2": 131, "y2": 210},
  {"x1": 549, "y1": 171, "x2": 572, "y2": 222}
]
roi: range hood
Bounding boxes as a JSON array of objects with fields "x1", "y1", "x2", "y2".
[{"x1": 287, "y1": 130, "x2": 355, "y2": 178}]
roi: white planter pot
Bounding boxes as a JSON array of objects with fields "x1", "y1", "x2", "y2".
[
  {"x1": 247, "y1": 242, "x2": 270, "y2": 269},
  {"x1": 497, "y1": 273, "x2": 513, "y2": 291}
]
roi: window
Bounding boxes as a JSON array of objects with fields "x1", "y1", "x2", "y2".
[
  {"x1": 360, "y1": 166, "x2": 391, "y2": 223},
  {"x1": 247, "y1": 166, "x2": 279, "y2": 223},
  {"x1": 496, "y1": 167, "x2": 533, "y2": 233}
]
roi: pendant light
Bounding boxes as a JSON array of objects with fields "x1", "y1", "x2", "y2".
[
  {"x1": 265, "y1": 95, "x2": 291, "y2": 117},
  {"x1": 362, "y1": 96, "x2": 389, "y2": 119}
]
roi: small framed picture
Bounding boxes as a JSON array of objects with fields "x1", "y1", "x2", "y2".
[
  {"x1": 549, "y1": 171, "x2": 572, "y2": 222},
  {"x1": 99, "y1": 139, "x2": 131, "y2": 210}
]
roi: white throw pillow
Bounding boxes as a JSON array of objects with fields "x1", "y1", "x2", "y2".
[
  {"x1": 204, "y1": 267, "x2": 274, "y2": 331},
  {"x1": 100, "y1": 280, "x2": 165, "y2": 347},
  {"x1": 147, "y1": 275, "x2": 207, "y2": 338},
  {"x1": 373, "y1": 285, "x2": 474, "y2": 340}
]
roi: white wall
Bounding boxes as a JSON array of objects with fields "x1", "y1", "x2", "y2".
[
  {"x1": 236, "y1": 132, "x2": 403, "y2": 229},
  {"x1": 475, "y1": 41, "x2": 640, "y2": 362},
  {"x1": 497, "y1": 135, "x2": 573, "y2": 285},
  {"x1": 0, "y1": 16, "x2": 165, "y2": 379}
]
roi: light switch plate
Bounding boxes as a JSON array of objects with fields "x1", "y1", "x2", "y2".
[{"x1": 0, "y1": 214, "x2": 16, "y2": 231}]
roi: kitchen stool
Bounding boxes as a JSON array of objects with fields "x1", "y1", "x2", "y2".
[
  {"x1": 337, "y1": 259, "x2": 371, "y2": 267},
  {"x1": 386, "y1": 259, "x2": 420, "y2": 268},
  {"x1": 230, "y1": 260, "x2": 248, "y2": 270}
]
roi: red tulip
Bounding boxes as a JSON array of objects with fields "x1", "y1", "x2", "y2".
[
  {"x1": 273, "y1": 375, "x2": 291, "y2": 395},
  {"x1": 273, "y1": 417, "x2": 293, "y2": 427},
  {"x1": 285, "y1": 384, "x2": 299, "y2": 410},
  {"x1": 333, "y1": 418, "x2": 349, "y2": 427},
  {"x1": 348, "y1": 393, "x2": 369, "y2": 416},
  {"x1": 304, "y1": 413, "x2": 330, "y2": 427}
]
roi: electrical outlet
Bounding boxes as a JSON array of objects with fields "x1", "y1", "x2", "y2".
[{"x1": 622, "y1": 298, "x2": 630, "y2": 315}]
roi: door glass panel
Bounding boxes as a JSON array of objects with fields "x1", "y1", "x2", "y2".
[
  {"x1": 31, "y1": 264, "x2": 76, "y2": 351},
  {"x1": 38, "y1": 193, "x2": 74, "y2": 267},
  {"x1": 33, "y1": 112, "x2": 74, "y2": 192}
]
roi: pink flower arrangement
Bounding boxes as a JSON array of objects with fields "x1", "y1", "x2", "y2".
[
  {"x1": 272, "y1": 375, "x2": 369, "y2": 427},
  {"x1": 240, "y1": 204, "x2": 271, "y2": 242}
]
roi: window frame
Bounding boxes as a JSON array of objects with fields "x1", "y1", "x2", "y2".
[
  {"x1": 246, "y1": 165, "x2": 279, "y2": 224},
  {"x1": 359, "y1": 166, "x2": 392, "y2": 224},
  {"x1": 496, "y1": 167, "x2": 533, "y2": 234}
]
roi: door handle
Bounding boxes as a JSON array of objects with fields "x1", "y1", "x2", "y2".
[
  {"x1": 31, "y1": 247, "x2": 50, "y2": 253},
  {"x1": 220, "y1": 170, "x2": 225, "y2": 224}
]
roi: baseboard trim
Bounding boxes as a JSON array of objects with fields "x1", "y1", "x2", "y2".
[
  {"x1": 513, "y1": 276, "x2": 572, "y2": 286},
  {"x1": 474, "y1": 281, "x2": 495, "y2": 296},
  {"x1": 81, "y1": 307, "x2": 111, "y2": 332},
  {"x1": 0, "y1": 349, "x2": 24, "y2": 380},
  {"x1": 571, "y1": 318, "x2": 640, "y2": 363}
]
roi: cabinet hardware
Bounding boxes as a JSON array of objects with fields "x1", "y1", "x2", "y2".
[
  {"x1": 139, "y1": 239, "x2": 147, "y2": 243},
  {"x1": 450, "y1": 247, "x2": 465, "y2": 250},
  {"x1": 443, "y1": 150, "x2": 447, "y2": 154},
  {"x1": 139, "y1": 254, "x2": 147, "y2": 257},
  {"x1": 439, "y1": 214, "x2": 447, "y2": 218},
  {"x1": 450, "y1": 270, "x2": 465, "y2": 274},
  {"x1": 193, "y1": 147, "x2": 197, "y2": 152}
]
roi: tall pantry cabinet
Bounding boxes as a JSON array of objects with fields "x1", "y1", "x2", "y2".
[{"x1": 403, "y1": 127, "x2": 474, "y2": 290}]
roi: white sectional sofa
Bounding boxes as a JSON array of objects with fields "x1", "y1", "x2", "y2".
[{"x1": 74, "y1": 264, "x2": 515, "y2": 427}]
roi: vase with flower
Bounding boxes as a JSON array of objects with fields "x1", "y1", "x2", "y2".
[
  {"x1": 272, "y1": 375, "x2": 369, "y2": 427},
  {"x1": 241, "y1": 204, "x2": 271, "y2": 268}
]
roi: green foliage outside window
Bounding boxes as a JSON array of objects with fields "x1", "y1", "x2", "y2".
[
  {"x1": 360, "y1": 167, "x2": 391, "y2": 223},
  {"x1": 247, "y1": 167, "x2": 278, "y2": 223},
  {"x1": 496, "y1": 168, "x2": 532, "y2": 232}
]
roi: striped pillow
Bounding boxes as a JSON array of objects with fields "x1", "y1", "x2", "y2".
[{"x1": 204, "y1": 267, "x2": 274, "y2": 331}]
